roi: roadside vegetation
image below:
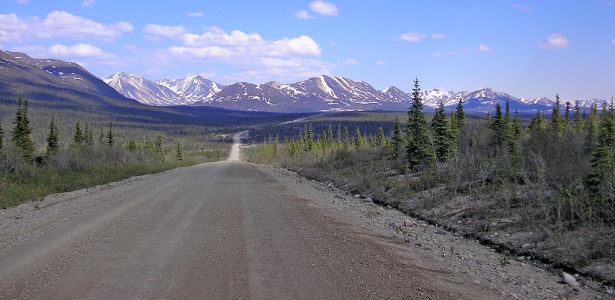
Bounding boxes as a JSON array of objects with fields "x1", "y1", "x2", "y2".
[
  {"x1": 245, "y1": 79, "x2": 615, "y2": 285},
  {"x1": 0, "y1": 97, "x2": 230, "y2": 208}
]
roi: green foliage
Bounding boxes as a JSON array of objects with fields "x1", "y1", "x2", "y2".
[
  {"x1": 375, "y1": 126, "x2": 385, "y2": 146},
  {"x1": 72, "y1": 122, "x2": 84, "y2": 145},
  {"x1": 390, "y1": 118, "x2": 403, "y2": 159},
  {"x1": 551, "y1": 94, "x2": 565, "y2": 134},
  {"x1": 455, "y1": 98, "x2": 465, "y2": 130},
  {"x1": 343, "y1": 126, "x2": 350, "y2": 149},
  {"x1": 431, "y1": 101, "x2": 452, "y2": 162},
  {"x1": 586, "y1": 115, "x2": 615, "y2": 213},
  {"x1": 405, "y1": 78, "x2": 435, "y2": 169},
  {"x1": 106, "y1": 121, "x2": 115, "y2": 147},
  {"x1": 585, "y1": 103, "x2": 600, "y2": 152},
  {"x1": 574, "y1": 101, "x2": 585, "y2": 132},
  {"x1": 489, "y1": 103, "x2": 506, "y2": 151},
  {"x1": 46, "y1": 118, "x2": 59, "y2": 155},
  {"x1": 176, "y1": 142, "x2": 183, "y2": 161},
  {"x1": 354, "y1": 127, "x2": 363, "y2": 150},
  {"x1": 10, "y1": 98, "x2": 34, "y2": 159}
]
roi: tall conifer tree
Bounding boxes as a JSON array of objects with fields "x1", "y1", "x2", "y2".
[{"x1": 405, "y1": 78, "x2": 435, "y2": 168}]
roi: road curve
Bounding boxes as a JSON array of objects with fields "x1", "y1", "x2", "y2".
[{"x1": 0, "y1": 138, "x2": 498, "y2": 299}]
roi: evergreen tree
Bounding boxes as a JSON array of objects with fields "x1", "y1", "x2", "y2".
[
  {"x1": 11, "y1": 98, "x2": 34, "y2": 159},
  {"x1": 73, "y1": 122, "x2": 84, "y2": 145},
  {"x1": 528, "y1": 111, "x2": 545, "y2": 134},
  {"x1": 565, "y1": 101, "x2": 572, "y2": 125},
  {"x1": 504, "y1": 100, "x2": 511, "y2": 126},
  {"x1": 586, "y1": 103, "x2": 600, "y2": 152},
  {"x1": 375, "y1": 127, "x2": 385, "y2": 146},
  {"x1": 551, "y1": 94, "x2": 565, "y2": 133},
  {"x1": 390, "y1": 117, "x2": 403, "y2": 159},
  {"x1": 512, "y1": 109, "x2": 523, "y2": 139},
  {"x1": 106, "y1": 122, "x2": 114, "y2": 147},
  {"x1": 336, "y1": 124, "x2": 342, "y2": 147},
  {"x1": 176, "y1": 142, "x2": 183, "y2": 160},
  {"x1": 574, "y1": 101, "x2": 585, "y2": 132},
  {"x1": 489, "y1": 103, "x2": 506, "y2": 151},
  {"x1": 586, "y1": 116, "x2": 615, "y2": 201},
  {"x1": 155, "y1": 135, "x2": 163, "y2": 153},
  {"x1": 454, "y1": 97, "x2": 465, "y2": 130},
  {"x1": 46, "y1": 118, "x2": 59, "y2": 155},
  {"x1": 343, "y1": 126, "x2": 349, "y2": 149},
  {"x1": 405, "y1": 78, "x2": 435, "y2": 168},
  {"x1": 327, "y1": 124, "x2": 334, "y2": 147},
  {"x1": 307, "y1": 124, "x2": 314, "y2": 151},
  {"x1": 99, "y1": 128, "x2": 105, "y2": 144},
  {"x1": 431, "y1": 100, "x2": 452, "y2": 162},
  {"x1": 354, "y1": 127, "x2": 362, "y2": 150}
]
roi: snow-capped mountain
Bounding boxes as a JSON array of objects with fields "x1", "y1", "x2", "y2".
[
  {"x1": 103, "y1": 73, "x2": 181, "y2": 106},
  {"x1": 157, "y1": 75, "x2": 223, "y2": 104},
  {"x1": 103, "y1": 73, "x2": 225, "y2": 106},
  {"x1": 101, "y1": 70, "x2": 609, "y2": 113}
]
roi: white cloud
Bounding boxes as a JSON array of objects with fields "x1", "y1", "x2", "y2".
[
  {"x1": 168, "y1": 46, "x2": 232, "y2": 58},
  {"x1": 539, "y1": 33, "x2": 569, "y2": 49},
  {"x1": 478, "y1": 44, "x2": 493, "y2": 52},
  {"x1": 186, "y1": 11, "x2": 204, "y2": 17},
  {"x1": 143, "y1": 24, "x2": 187, "y2": 40},
  {"x1": 0, "y1": 11, "x2": 133, "y2": 42},
  {"x1": 16, "y1": 0, "x2": 29, "y2": 4},
  {"x1": 0, "y1": 14, "x2": 28, "y2": 42},
  {"x1": 49, "y1": 43, "x2": 112, "y2": 59},
  {"x1": 82, "y1": 0, "x2": 96, "y2": 7},
  {"x1": 309, "y1": 1, "x2": 339, "y2": 16},
  {"x1": 294, "y1": 10, "x2": 312, "y2": 20},
  {"x1": 399, "y1": 32, "x2": 426, "y2": 42},
  {"x1": 344, "y1": 58, "x2": 358, "y2": 65},
  {"x1": 431, "y1": 33, "x2": 447, "y2": 40}
]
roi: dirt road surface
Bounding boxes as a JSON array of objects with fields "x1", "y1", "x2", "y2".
[{"x1": 0, "y1": 133, "x2": 606, "y2": 299}]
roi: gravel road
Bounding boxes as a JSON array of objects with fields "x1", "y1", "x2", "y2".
[{"x1": 0, "y1": 134, "x2": 608, "y2": 299}]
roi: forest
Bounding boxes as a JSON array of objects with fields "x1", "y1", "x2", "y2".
[{"x1": 245, "y1": 79, "x2": 615, "y2": 285}]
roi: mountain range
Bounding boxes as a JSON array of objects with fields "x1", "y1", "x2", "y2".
[
  {"x1": 0, "y1": 48, "x2": 609, "y2": 114},
  {"x1": 102, "y1": 72, "x2": 611, "y2": 114}
]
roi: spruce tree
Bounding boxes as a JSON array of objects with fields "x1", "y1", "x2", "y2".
[
  {"x1": 504, "y1": 100, "x2": 511, "y2": 126},
  {"x1": 99, "y1": 128, "x2": 105, "y2": 144},
  {"x1": 455, "y1": 97, "x2": 465, "y2": 130},
  {"x1": 336, "y1": 124, "x2": 342, "y2": 147},
  {"x1": 106, "y1": 122, "x2": 114, "y2": 147},
  {"x1": 528, "y1": 111, "x2": 545, "y2": 134},
  {"x1": 565, "y1": 101, "x2": 572, "y2": 125},
  {"x1": 489, "y1": 103, "x2": 506, "y2": 151},
  {"x1": 327, "y1": 124, "x2": 334, "y2": 147},
  {"x1": 73, "y1": 122, "x2": 84, "y2": 145},
  {"x1": 375, "y1": 127, "x2": 385, "y2": 146},
  {"x1": 176, "y1": 142, "x2": 183, "y2": 160},
  {"x1": 512, "y1": 109, "x2": 523, "y2": 139},
  {"x1": 586, "y1": 116, "x2": 615, "y2": 201},
  {"x1": 46, "y1": 118, "x2": 59, "y2": 155},
  {"x1": 390, "y1": 117, "x2": 403, "y2": 159},
  {"x1": 405, "y1": 78, "x2": 435, "y2": 168},
  {"x1": 431, "y1": 100, "x2": 452, "y2": 162},
  {"x1": 343, "y1": 126, "x2": 349, "y2": 149},
  {"x1": 574, "y1": 101, "x2": 585, "y2": 132},
  {"x1": 551, "y1": 94, "x2": 565, "y2": 133},
  {"x1": 586, "y1": 103, "x2": 600, "y2": 152},
  {"x1": 11, "y1": 98, "x2": 34, "y2": 159},
  {"x1": 354, "y1": 127, "x2": 362, "y2": 150}
]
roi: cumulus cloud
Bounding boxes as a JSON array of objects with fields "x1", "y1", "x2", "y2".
[
  {"x1": 478, "y1": 44, "x2": 493, "y2": 52},
  {"x1": 309, "y1": 0, "x2": 339, "y2": 16},
  {"x1": 399, "y1": 32, "x2": 426, "y2": 42},
  {"x1": 49, "y1": 43, "x2": 112, "y2": 59},
  {"x1": 82, "y1": 0, "x2": 96, "y2": 7},
  {"x1": 186, "y1": 11, "x2": 204, "y2": 17},
  {"x1": 143, "y1": 24, "x2": 187, "y2": 40},
  {"x1": 0, "y1": 11, "x2": 133, "y2": 42},
  {"x1": 539, "y1": 33, "x2": 569, "y2": 49},
  {"x1": 294, "y1": 10, "x2": 312, "y2": 20}
]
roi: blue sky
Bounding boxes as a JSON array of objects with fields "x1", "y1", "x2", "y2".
[{"x1": 1, "y1": 0, "x2": 614, "y2": 99}]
